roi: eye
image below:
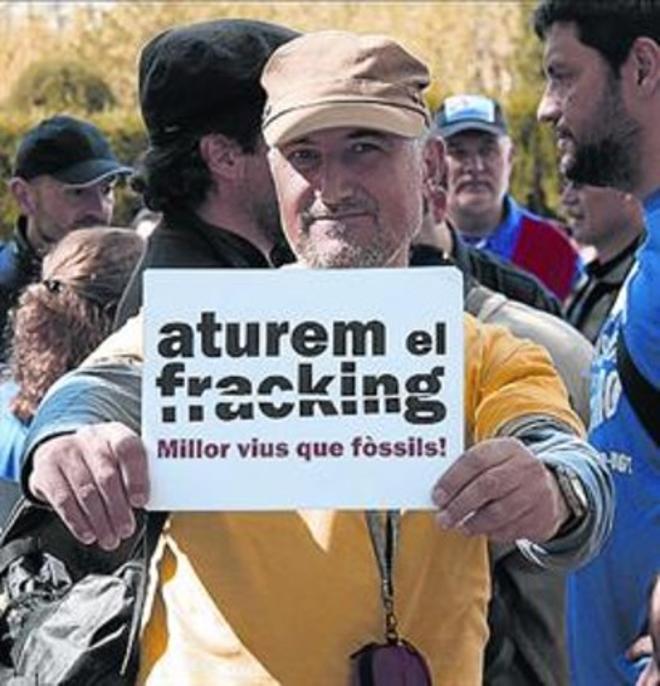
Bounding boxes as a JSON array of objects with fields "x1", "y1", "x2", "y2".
[
  {"x1": 480, "y1": 144, "x2": 499, "y2": 159},
  {"x1": 446, "y1": 147, "x2": 467, "y2": 160},
  {"x1": 286, "y1": 148, "x2": 320, "y2": 168},
  {"x1": 350, "y1": 141, "x2": 381, "y2": 154},
  {"x1": 546, "y1": 63, "x2": 571, "y2": 85}
]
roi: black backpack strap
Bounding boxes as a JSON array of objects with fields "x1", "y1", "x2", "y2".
[
  {"x1": 120, "y1": 510, "x2": 169, "y2": 679},
  {"x1": 616, "y1": 330, "x2": 660, "y2": 446},
  {"x1": 121, "y1": 510, "x2": 168, "y2": 568},
  {"x1": 146, "y1": 511, "x2": 168, "y2": 558}
]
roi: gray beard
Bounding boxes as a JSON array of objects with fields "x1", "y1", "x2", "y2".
[{"x1": 296, "y1": 240, "x2": 391, "y2": 269}]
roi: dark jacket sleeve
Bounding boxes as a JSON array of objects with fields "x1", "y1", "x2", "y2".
[{"x1": 20, "y1": 362, "x2": 142, "y2": 497}]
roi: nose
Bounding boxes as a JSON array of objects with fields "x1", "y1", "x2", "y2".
[
  {"x1": 84, "y1": 186, "x2": 114, "y2": 224},
  {"x1": 317, "y1": 156, "x2": 354, "y2": 206},
  {"x1": 537, "y1": 84, "x2": 559, "y2": 124},
  {"x1": 461, "y1": 151, "x2": 486, "y2": 174},
  {"x1": 472, "y1": 153, "x2": 487, "y2": 172}
]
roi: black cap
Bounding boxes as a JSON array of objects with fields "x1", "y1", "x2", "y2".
[
  {"x1": 434, "y1": 94, "x2": 508, "y2": 139},
  {"x1": 13, "y1": 115, "x2": 132, "y2": 186},
  {"x1": 139, "y1": 19, "x2": 299, "y2": 145}
]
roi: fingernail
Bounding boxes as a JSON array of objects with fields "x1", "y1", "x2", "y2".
[
  {"x1": 433, "y1": 486, "x2": 448, "y2": 507},
  {"x1": 100, "y1": 536, "x2": 119, "y2": 551},
  {"x1": 436, "y1": 509, "x2": 453, "y2": 528},
  {"x1": 130, "y1": 492, "x2": 147, "y2": 508},
  {"x1": 79, "y1": 531, "x2": 95, "y2": 545},
  {"x1": 119, "y1": 523, "x2": 135, "y2": 539}
]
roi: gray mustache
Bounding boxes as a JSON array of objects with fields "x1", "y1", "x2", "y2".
[{"x1": 303, "y1": 203, "x2": 377, "y2": 224}]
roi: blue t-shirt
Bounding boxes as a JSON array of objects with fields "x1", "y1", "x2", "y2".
[
  {"x1": 568, "y1": 189, "x2": 660, "y2": 684},
  {"x1": 0, "y1": 379, "x2": 28, "y2": 482}
]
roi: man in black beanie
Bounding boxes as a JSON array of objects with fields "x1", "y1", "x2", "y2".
[{"x1": 116, "y1": 19, "x2": 299, "y2": 325}]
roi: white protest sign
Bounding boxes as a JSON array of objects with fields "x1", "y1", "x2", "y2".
[{"x1": 142, "y1": 267, "x2": 464, "y2": 510}]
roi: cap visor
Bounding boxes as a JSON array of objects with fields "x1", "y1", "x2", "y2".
[
  {"x1": 53, "y1": 159, "x2": 133, "y2": 187},
  {"x1": 437, "y1": 120, "x2": 505, "y2": 140},
  {"x1": 264, "y1": 101, "x2": 428, "y2": 146}
]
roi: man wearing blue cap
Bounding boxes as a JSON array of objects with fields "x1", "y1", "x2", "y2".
[
  {"x1": 0, "y1": 115, "x2": 131, "y2": 360},
  {"x1": 435, "y1": 94, "x2": 582, "y2": 302}
]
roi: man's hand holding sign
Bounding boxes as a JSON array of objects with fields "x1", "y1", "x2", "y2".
[
  {"x1": 29, "y1": 421, "x2": 570, "y2": 551},
  {"x1": 29, "y1": 421, "x2": 147, "y2": 550},
  {"x1": 433, "y1": 437, "x2": 571, "y2": 544}
]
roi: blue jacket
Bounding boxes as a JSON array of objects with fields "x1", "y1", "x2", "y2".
[
  {"x1": 461, "y1": 196, "x2": 582, "y2": 301},
  {"x1": 568, "y1": 188, "x2": 660, "y2": 685},
  {"x1": 0, "y1": 379, "x2": 28, "y2": 481},
  {"x1": 0, "y1": 218, "x2": 41, "y2": 362}
]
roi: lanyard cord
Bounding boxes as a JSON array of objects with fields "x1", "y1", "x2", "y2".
[{"x1": 365, "y1": 510, "x2": 401, "y2": 644}]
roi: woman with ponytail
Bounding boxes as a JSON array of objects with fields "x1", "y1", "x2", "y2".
[{"x1": 0, "y1": 227, "x2": 144, "y2": 480}]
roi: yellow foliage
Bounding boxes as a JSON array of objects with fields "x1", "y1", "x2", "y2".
[
  {"x1": 0, "y1": 2, "x2": 563, "y2": 229},
  {"x1": 0, "y1": 2, "x2": 527, "y2": 111}
]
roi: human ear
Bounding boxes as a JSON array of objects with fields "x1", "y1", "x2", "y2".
[
  {"x1": 423, "y1": 137, "x2": 446, "y2": 197},
  {"x1": 506, "y1": 137, "x2": 516, "y2": 166},
  {"x1": 8, "y1": 177, "x2": 37, "y2": 216},
  {"x1": 629, "y1": 37, "x2": 660, "y2": 94},
  {"x1": 199, "y1": 133, "x2": 246, "y2": 180}
]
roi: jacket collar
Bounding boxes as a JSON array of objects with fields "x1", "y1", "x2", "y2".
[
  {"x1": 13, "y1": 216, "x2": 41, "y2": 276},
  {"x1": 163, "y1": 207, "x2": 293, "y2": 268}
]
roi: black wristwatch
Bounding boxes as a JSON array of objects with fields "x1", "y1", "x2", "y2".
[{"x1": 551, "y1": 464, "x2": 589, "y2": 530}]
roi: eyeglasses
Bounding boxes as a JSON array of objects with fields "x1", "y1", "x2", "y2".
[{"x1": 350, "y1": 511, "x2": 433, "y2": 685}]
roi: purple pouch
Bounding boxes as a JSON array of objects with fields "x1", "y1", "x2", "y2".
[{"x1": 350, "y1": 639, "x2": 433, "y2": 685}]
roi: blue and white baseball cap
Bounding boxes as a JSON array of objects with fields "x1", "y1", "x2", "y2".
[{"x1": 434, "y1": 94, "x2": 508, "y2": 139}]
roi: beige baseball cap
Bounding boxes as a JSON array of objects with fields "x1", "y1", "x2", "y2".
[{"x1": 261, "y1": 31, "x2": 431, "y2": 146}]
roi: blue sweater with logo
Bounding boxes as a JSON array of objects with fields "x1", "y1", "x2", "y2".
[{"x1": 568, "y1": 189, "x2": 660, "y2": 684}]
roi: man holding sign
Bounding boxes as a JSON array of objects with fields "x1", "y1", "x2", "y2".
[{"x1": 21, "y1": 31, "x2": 612, "y2": 685}]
